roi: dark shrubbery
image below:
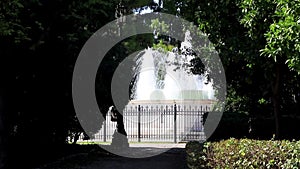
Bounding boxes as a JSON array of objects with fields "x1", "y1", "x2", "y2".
[
  {"x1": 208, "y1": 112, "x2": 300, "y2": 141},
  {"x1": 208, "y1": 112, "x2": 250, "y2": 141},
  {"x1": 186, "y1": 138, "x2": 300, "y2": 168}
]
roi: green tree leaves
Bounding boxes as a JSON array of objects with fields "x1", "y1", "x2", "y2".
[
  {"x1": 0, "y1": 0, "x2": 30, "y2": 43},
  {"x1": 241, "y1": 0, "x2": 300, "y2": 73}
]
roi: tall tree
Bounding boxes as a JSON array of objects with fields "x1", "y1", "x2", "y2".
[
  {"x1": 0, "y1": 0, "x2": 122, "y2": 167},
  {"x1": 0, "y1": 0, "x2": 29, "y2": 167},
  {"x1": 240, "y1": 0, "x2": 300, "y2": 138},
  {"x1": 176, "y1": 0, "x2": 300, "y2": 138}
]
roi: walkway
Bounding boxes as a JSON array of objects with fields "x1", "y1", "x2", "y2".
[
  {"x1": 84, "y1": 143, "x2": 187, "y2": 169},
  {"x1": 37, "y1": 143, "x2": 188, "y2": 169}
]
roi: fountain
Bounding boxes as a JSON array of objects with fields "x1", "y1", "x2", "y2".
[{"x1": 129, "y1": 31, "x2": 216, "y2": 106}]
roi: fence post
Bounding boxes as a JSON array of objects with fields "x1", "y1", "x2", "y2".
[
  {"x1": 103, "y1": 118, "x2": 106, "y2": 142},
  {"x1": 174, "y1": 104, "x2": 177, "y2": 143},
  {"x1": 138, "y1": 105, "x2": 141, "y2": 142}
]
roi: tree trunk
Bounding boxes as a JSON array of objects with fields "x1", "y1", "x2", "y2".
[
  {"x1": 272, "y1": 64, "x2": 281, "y2": 139},
  {"x1": 0, "y1": 89, "x2": 7, "y2": 168}
]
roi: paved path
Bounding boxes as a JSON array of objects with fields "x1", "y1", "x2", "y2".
[
  {"x1": 36, "y1": 143, "x2": 188, "y2": 169},
  {"x1": 83, "y1": 143, "x2": 188, "y2": 169}
]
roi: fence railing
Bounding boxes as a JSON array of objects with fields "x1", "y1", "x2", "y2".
[{"x1": 80, "y1": 104, "x2": 209, "y2": 143}]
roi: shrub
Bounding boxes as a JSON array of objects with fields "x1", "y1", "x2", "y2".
[
  {"x1": 208, "y1": 112, "x2": 250, "y2": 141},
  {"x1": 186, "y1": 138, "x2": 300, "y2": 168},
  {"x1": 186, "y1": 141, "x2": 206, "y2": 169}
]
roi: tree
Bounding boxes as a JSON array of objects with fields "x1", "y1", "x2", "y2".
[
  {"x1": 176, "y1": 0, "x2": 300, "y2": 138},
  {"x1": 247, "y1": 0, "x2": 300, "y2": 73},
  {"x1": 240, "y1": 0, "x2": 300, "y2": 138},
  {"x1": 0, "y1": 0, "x2": 29, "y2": 167},
  {"x1": 0, "y1": 0, "x2": 122, "y2": 167}
]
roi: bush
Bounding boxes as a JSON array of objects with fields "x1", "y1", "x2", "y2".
[
  {"x1": 186, "y1": 141, "x2": 206, "y2": 169},
  {"x1": 186, "y1": 138, "x2": 300, "y2": 168},
  {"x1": 208, "y1": 112, "x2": 250, "y2": 141}
]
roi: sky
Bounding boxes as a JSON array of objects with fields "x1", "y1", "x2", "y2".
[{"x1": 133, "y1": 0, "x2": 162, "y2": 15}]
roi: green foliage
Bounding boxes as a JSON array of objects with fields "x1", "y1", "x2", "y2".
[
  {"x1": 193, "y1": 0, "x2": 300, "y2": 138},
  {"x1": 0, "y1": 0, "x2": 30, "y2": 43},
  {"x1": 153, "y1": 39, "x2": 174, "y2": 52},
  {"x1": 195, "y1": 0, "x2": 273, "y2": 115},
  {"x1": 150, "y1": 18, "x2": 170, "y2": 35},
  {"x1": 240, "y1": 0, "x2": 300, "y2": 73},
  {"x1": 258, "y1": 98, "x2": 267, "y2": 105},
  {"x1": 186, "y1": 139, "x2": 300, "y2": 168},
  {"x1": 263, "y1": 0, "x2": 300, "y2": 73},
  {"x1": 225, "y1": 87, "x2": 250, "y2": 114},
  {"x1": 1, "y1": 0, "x2": 121, "y2": 147},
  {"x1": 123, "y1": 34, "x2": 154, "y2": 54},
  {"x1": 186, "y1": 141, "x2": 207, "y2": 169}
]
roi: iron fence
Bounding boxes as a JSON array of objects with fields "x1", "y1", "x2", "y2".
[{"x1": 80, "y1": 104, "x2": 209, "y2": 143}]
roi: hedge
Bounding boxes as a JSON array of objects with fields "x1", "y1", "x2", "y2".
[
  {"x1": 186, "y1": 139, "x2": 300, "y2": 169},
  {"x1": 207, "y1": 112, "x2": 300, "y2": 141}
]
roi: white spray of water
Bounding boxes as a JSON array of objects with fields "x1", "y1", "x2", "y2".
[{"x1": 132, "y1": 31, "x2": 215, "y2": 101}]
